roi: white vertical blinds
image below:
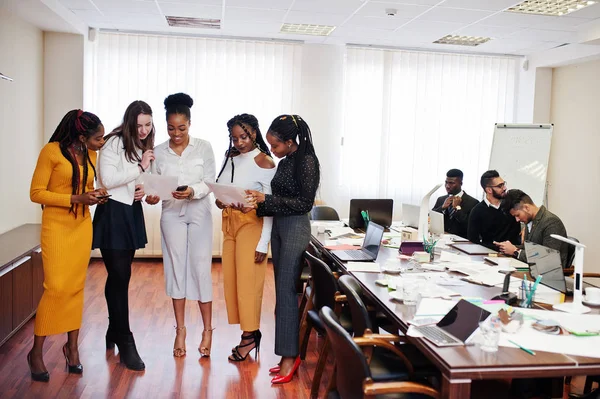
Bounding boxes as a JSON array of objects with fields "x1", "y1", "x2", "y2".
[
  {"x1": 90, "y1": 32, "x2": 301, "y2": 256},
  {"x1": 340, "y1": 47, "x2": 517, "y2": 211}
]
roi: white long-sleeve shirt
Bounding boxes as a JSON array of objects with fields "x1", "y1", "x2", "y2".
[
  {"x1": 217, "y1": 148, "x2": 276, "y2": 253},
  {"x1": 97, "y1": 135, "x2": 144, "y2": 205},
  {"x1": 153, "y1": 136, "x2": 216, "y2": 209}
]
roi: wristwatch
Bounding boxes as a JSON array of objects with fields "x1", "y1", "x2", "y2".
[
  {"x1": 513, "y1": 250, "x2": 520, "y2": 258},
  {"x1": 455, "y1": 206, "x2": 462, "y2": 211}
]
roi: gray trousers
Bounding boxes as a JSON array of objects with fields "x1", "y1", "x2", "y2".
[{"x1": 271, "y1": 214, "x2": 311, "y2": 357}]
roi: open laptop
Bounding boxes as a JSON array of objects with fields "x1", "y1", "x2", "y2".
[
  {"x1": 348, "y1": 199, "x2": 393, "y2": 230},
  {"x1": 402, "y1": 203, "x2": 420, "y2": 229},
  {"x1": 415, "y1": 299, "x2": 491, "y2": 347},
  {"x1": 330, "y1": 222, "x2": 385, "y2": 262},
  {"x1": 525, "y1": 241, "x2": 567, "y2": 293},
  {"x1": 430, "y1": 210, "x2": 444, "y2": 236}
]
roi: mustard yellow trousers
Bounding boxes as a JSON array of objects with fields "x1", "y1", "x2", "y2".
[{"x1": 222, "y1": 208, "x2": 267, "y2": 331}]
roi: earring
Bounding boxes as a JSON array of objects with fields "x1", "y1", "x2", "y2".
[{"x1": 288, "y1": 144, "x2": 291, "y2": 148}]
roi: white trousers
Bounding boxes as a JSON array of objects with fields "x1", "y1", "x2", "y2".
[{"x1": 160, "y1": 197, "x2": 213, "y2": 302}]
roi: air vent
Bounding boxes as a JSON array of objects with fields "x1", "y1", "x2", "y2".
[
  {"x1": 166, "y1": 16, "x2": 220, "y2": 29},
  {"x1": 507, "y1": 0, "x2": 597, "y2": 16},
  {"x1": 433, "y1": 35, "x2": 491, "y2": 46},
  {"x1": 280, "y1": 23, "x2": 336, "y2": 36}
]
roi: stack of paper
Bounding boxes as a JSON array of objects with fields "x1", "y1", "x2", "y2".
[
  {"x1": 463, "y1": 267, "x2": 507, "y2": 286},
  {"x1": 345, "y1": 262, "x2": 381, "y2": 273},
  {"x1": 446, "y1": 262, "x2": 491, "y2": 276}
]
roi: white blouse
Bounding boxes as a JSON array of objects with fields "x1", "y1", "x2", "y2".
[
  {"x1": 218, "y1": 148, "x2": 276, "y2": 253},
  {"x1": 97, "y1": 135, "x2": 144, "y2": 205},
  {"x1": 153, "y1": 136, "x2": 216, "y2": 210}
]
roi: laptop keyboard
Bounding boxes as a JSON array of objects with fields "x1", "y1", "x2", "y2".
[
  {"x1": 342, "y1": 250, "x2": 372, "y2": 260},
  {"x1": 416, "y1": 326, "x2": 460, "y2": 345}
]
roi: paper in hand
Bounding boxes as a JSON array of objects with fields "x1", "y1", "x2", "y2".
[{"x1": 206, "y1": 181, "x2": 252, "y2": 207}]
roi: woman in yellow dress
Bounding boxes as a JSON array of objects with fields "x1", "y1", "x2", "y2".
[{"x1": 28, "y1": 110, "x2": 107, "y2": 381}]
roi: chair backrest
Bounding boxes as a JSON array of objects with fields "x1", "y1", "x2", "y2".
[
  {"x1": 566, "y1": 236, "x2": 579, "y2": 269},
  {"x1": 304, "y1": 252, "x2": 338, "y2": 311},
  {"x1": 311, "y1": 205, "x2": 340, "y2": 221},
  {"x1": 320, "y1": 306, "x2": 371, "y2": 399},
  {"x1": 338, "y1": 275, "x2": 373, "y2": 337}
]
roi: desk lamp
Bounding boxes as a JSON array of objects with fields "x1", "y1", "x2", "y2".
[
  {"x1": 550, "y1": 234, "x2": 590, "y2": 314},
  {"x1": 418, "y1": 183, "x2": 442, "y2": 239}
]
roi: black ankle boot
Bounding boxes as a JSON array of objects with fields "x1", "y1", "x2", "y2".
[
  {"x1": 115, "y1": 333, "x2": 145, "y2": 371},
  {"x1": 106, "y1": 329, "x2": 117, "y2": 350}
]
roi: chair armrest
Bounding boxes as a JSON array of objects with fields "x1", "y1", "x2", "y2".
[
  {"x1": 332, "y1": 271, "x2": 341, "y2": 279},
  {"x1": 564, "y1": 266, "x2": 574, "y2": 276},
  {"x1": 334, "y1": 293, "x2": 347, "y2": 303},
  {"x1": 353, "y1": 337, "x2": 414, "y2": 377},
  {"x1": 362, "y1": 333, "x2": 407, "y2": 343},
  {"x1": 583, "y1": 273, "x2": 600, "y2": 278},
  {"x1": 363, "y1": 379, "x2": 439, "y2": 398}
]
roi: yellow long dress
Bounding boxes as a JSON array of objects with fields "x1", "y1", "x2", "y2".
[{"x1": 30, "y1": 142, "x2": 97, "y2": 336}]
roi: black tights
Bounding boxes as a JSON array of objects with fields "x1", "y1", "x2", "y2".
[{"x1": 101, "y1": 248, "x2": 135, "y2": 334}]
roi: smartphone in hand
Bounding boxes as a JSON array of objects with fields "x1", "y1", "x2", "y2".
[
  {"x1": 96, "y1": 194, "x2": 112, "y2": 200},
  {"x1": 176, "y1": 185, "x2": 188, "y2": 192}
]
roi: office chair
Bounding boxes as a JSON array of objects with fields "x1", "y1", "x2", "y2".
[
  {"x1": 320, "y1": 306, "x2": 440, "y2": 399},
  {"x1": 338, "y1": 275, "x2": 439, "y2": 382},
  {"x1": 299, "y1": 252, "x2": 352, "y2": 399},
  {"x1": 310, "y1": 205, "x2": 340, "y2": 221}
]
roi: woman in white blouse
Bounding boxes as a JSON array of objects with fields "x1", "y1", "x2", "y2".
[
  {"x1": 215, "y1": 113, "x2": 275, "y2": 362},
  {"x1": 146, "y1": 93, "x2": 216, "y2": 358},
  {"x1": 93, "y1": 100, "x2": 155, "y2": 371}
]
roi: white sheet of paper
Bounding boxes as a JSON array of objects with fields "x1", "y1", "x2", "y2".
[
  {"x1": 415, "y1": 298, "x2": 458, "y2": 317},
  {"x1": 206, "y1": 181, "x2": 251, "y2": 207},
  {"x1": 440, "y1": 250, "x2": 472, "y2": 263},
  {"x1": 143, "y1": 174, "x2": 179, "y2": 199},
  {"x1": 345, "y1": 262, "x2": 381, "y2": 273}
]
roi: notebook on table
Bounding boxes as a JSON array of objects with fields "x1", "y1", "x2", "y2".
[
  {"x1": 449, "y1": 242, "x2": 497, "y2": 256},
  {"x1": 330, "y1": 222, "x2": 385, "y2": 262},
  {"x1": 415, "y1": 299, "x2": 491, "y2": 347}
]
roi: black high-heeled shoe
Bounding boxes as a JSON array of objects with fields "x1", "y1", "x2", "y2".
[
  {"x1": 106, "y1": 329, "x2": 117, "y2": 350},
  {"x1": 231, "y1": 332, "x2": 254, "y2": 353},
  {"x1": 228, "y1": 330, "x2": 261, "y2": 362},
  {"x1": 27, "y1": 351, "x2": 49, "y2": 382},
  {"x1": 115, "y1": 333, "x2": 145, "y2": 371},
  {"x1": 62, "y1": 343, "x2": 83, "y2": 374}
]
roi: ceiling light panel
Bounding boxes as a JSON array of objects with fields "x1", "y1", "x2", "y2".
[
  {"x1": 280, "y1": 23, "x2": 336, "y2": 36},
  {"x1": 166, "y1": 16, "x2": 221, "y2": 29},
  {"x1": 433, "y1": 34, "x2": 491, "y2": 46},
  {"x1": 507, "y1": 0, "x2": 597, "y2": 16}
]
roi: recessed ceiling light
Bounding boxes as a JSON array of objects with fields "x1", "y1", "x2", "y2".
[
  {"x1": 507, "y1": 0, "x2": 597, "y2": 16},
  {"x1": 166, "y1": 16, "x2": 220, "y2": 29},
  {"x1": 280, "y1": 23, "x2": 336, "y2": 36},
  {"x1": 433, "y1": 35, "x2": 491, "y2": 46}
]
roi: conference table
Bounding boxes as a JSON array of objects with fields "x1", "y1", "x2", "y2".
[{"x1": 310, "y1": 231, "x2": 600, "y2": 399}]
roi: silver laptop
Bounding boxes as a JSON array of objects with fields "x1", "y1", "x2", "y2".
[
  {"x1": 525, "y1": 241, "x2": 568, "y2": 293},
  {"x1": 331, "y1": 222, "x2": 385, "y2": 262},
  {"x1": 402, "y1": 203, "x2": 420, "y2": 229},
  {"x1": 430, "y1": 210, "x2": 444, "y2": 236},
  {"x1": 416, "y1": 299, "x2": 491, "y2": 347}
]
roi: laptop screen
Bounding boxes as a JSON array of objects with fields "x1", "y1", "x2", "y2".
[
  {"x1": 349, "y1": 199, "x2": 394, "y2": 229},
  {"x1": 402, "y1": 203, "x2": 419, "y2": 228},
  {"x1": 362, "y1": 222, "x2": 385, "y2": 258},
  {"x1": 437, "y1": 299, "x2": 491, "y2": 342},
  {"x1": 524, "y1": 241, "x2": 567, "y2": 293}
]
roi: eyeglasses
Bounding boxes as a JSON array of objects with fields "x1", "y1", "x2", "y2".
[{"x1": 487, "y1": 181, "x2": 507, "y2": 189}]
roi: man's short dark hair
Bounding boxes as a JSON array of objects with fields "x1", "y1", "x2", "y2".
[
  {"x1": 480, "y1": 170, "x2": 500, "y2": 189},
  {"x1": 501, "y1": 189, "x2": 535, "y2": 212},
  {"x1": 446, "y1": 169, "x2": 463, "y2": 180}
]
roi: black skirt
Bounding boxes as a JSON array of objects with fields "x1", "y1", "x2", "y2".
[{"x1": 92, "y1": 199, "x2": 147, "y2": 250}]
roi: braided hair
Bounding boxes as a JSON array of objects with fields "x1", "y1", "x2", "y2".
[
  {"x1": 104, "y1": 100, "x2": 155, "y2": 163},
  {"x1": 216, "y1": 113, "x2": 271, "y2": 183},
  {"x1": 48, "y1": 109, "x2": 102, "y2": 217},
  {"x1": 267, "y1": 114, "x2": 319, "y2": 186}
]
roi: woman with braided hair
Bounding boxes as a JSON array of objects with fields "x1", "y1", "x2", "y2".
[
  {"x1": 28, "y1": 109, "x2": 107, "y2": 381},
  {"x1": 246, "y1": 114, "x2": 320, "y2": 384},
  {"x1": 215, "y1": 113, "x2": 275, "y2": 362}
]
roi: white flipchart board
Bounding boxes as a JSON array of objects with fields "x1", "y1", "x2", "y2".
[{"x1": 489, "y1": 123, "x2": 553, "y2": 206}]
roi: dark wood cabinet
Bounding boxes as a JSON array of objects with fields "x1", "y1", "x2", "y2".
[
  {"x1": 0, "y1": 224, "x2": 42, "y2": 346},
  {"x1": 0, "y1": 272, "x2": 13, "y2": 341},
  {"x1": 32, "y1": 249, "x2": 44, "y2": 306},
  {"x1": 12, "y1": 256, "x2": 33, "y2": 330}
]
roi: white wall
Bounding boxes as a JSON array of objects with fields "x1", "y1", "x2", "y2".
[
  {"x1": 548, "y1": 58, "x2": 600, "y2": 272},
  {"x1": 44, "y1": 32, "x2": 84, "y2": 141},
  {"x1": 0, "y1": 8, "x2": 44, "y2": 234}
]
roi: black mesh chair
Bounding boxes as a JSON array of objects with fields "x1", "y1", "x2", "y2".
[
  {"x1": 300, "y1": 252, "x2": 352, "y2": 399},
  {"x1": 320, "y1": 306, "x2": 440, "y2": 399},
  {"x1": 338, "y1": 275, "x2": 439, "y2": 383},
  {"x1": 310, "y1": 205, "x2": 340, "y2": 221}
]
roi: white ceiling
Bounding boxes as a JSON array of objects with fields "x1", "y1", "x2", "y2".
[{"x1": 54, "y1": 0, "x2": 600, "y2": 55}]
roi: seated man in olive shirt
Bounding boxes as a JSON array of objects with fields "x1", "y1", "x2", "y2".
[
  {"x1": 494, "y1": 189, "x2": 569, "y2": 268},
  {"x1": 432, "y1": 169, "x2": 478, "y2": 239}
]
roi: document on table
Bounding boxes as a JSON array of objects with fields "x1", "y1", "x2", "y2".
[
  {"x1": 143, "y1": 174, "x2": 178, "y2": 199},
  {"x1": 345, "y1": 262, "x2": 381, "y2": 273},
  {"x1": 206, "y1": 182, "x2": 251, "y2": 206}
]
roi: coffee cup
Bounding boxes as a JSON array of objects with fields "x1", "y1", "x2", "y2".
[{"x1": 585, "y1": 287, "x2": 600, "y2": 303}]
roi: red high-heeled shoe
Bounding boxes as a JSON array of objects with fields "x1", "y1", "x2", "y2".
[
  {"x1": 271, "y1": 357, "x2": 301, "y2": 384},
  {"x1": 268, "y1": 365, "x2": 280, "y2": 373}
]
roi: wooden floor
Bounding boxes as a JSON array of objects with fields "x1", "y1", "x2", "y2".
[{"x1": 0, "y1": 259, "x2": 330, "y2": 399}]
